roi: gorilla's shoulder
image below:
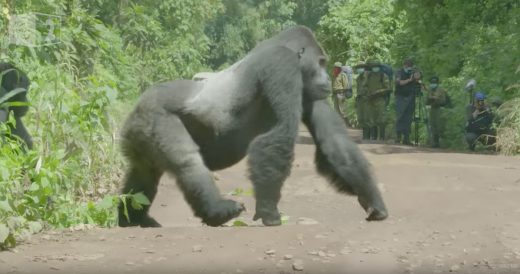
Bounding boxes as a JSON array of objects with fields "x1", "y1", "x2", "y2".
[
  {"x1": 280, "y1": 25, "x2": 314, "y2": 36},
  {"x1": 252, "y1": 25, "x2": 324, "y2": 57},
  {"x1": 145, "y1": 80, "x2": 197, "y2": 93},
  {"x1": 138, "y1": 79, "x2": 199, "y2": 109}
]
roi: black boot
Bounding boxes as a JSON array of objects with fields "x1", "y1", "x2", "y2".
[
  {"x1": 362, "y1": 127, "x2": 370, "y2": 140},
  {"x1": 378, "y1": 126, "x2": 386, "y2": 141},
  {"x1": 432, "y1": 134, "x2": 440, "y2": 148},
  {"x1": 402, "y1": 133, "x2": 411, "y2": 145},
  {"x1": 396, "y1": 132, "x2": 402, "y2": 144},
  {"x1": 370, "y1": 127, "x2": 378, "y2": 140}
]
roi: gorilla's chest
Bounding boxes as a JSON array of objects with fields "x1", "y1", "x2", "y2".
[{"x1": 182, "y1": 75, "x2": 276, "y2": 170}]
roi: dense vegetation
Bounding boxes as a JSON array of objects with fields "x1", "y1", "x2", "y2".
[{"x1": 0, "y1": 0, "x2": 518, "y2": 247}]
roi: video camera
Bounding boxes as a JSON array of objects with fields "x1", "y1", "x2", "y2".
[{"x1": 407, "y1": 69, "x2": 423, "y2": 96}]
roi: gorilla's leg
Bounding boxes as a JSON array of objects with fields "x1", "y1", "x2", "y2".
[
  {"x1": 0, "y1": 109, "x2": 7, "y2": 122},
  {"x1": 156, "y1": 115, "x2": 245, "y2": 227},
  {"x1": 249, "y1": 103, "x2": 301, "y2": 226},
  {"x1": 249, "y1": 130, "x2": 297, "y2": 226},
  {"x1": 303, "y1": 99, "x2": 388, "y2": 221},
  {"x1": 11, "y1": 117, "x2": 33, "y2": 149},
  {"x1": 118, "y1": 164, "x2": 162, "y2": 227}
]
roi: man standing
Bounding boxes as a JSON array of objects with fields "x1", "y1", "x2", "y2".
[
  {"x1": 332, "y1": 62, "x2": 349, "y2": 124},
  {"x1": 394, "y1": 58, "x2": 421, "y2": 145},
  {"x1": 465, "y1": 92, "x2": 495, "y2": 151},
  {"x1": 360, "y1": 61, "x2": 391, "y2": 140},
  {"x1": 425, "y1": 76, "x2": 447, "y2": 148},
  {"x1": 355, "y1": 65, "x2": 369, "y2": 139}
]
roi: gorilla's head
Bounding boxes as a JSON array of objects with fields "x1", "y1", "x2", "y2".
[
  {"x1": 297, "y1": 47, "x2": 330, "y2": 101},
  {"x1": 256, "y1": 26, "x2": 331, "y2": 101}
]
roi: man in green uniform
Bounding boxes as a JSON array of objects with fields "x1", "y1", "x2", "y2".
[
  {"x1": 355, "y1": 65, "x2": 368, "y2": 139},
  {"x1": 331, "y1": 62, "x2": 349, "y2": 122},
  {"x1": 357, "y1": 61, "x2": 391, "y2": 140},
  {"x1": 425, "y1": 76, "x2": 447, "y2": 148}
]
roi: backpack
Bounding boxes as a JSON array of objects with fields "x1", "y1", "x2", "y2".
[
  {"x1": 340, "y1": 66, "x2": 353, "y2": 89},
  {"x1": 340, "y1": 66, "x2": 353, "y2": 98},
  {"x1": 379, "y1": 64, "x2": 393, "y2": 106},
  {"x1": 379, "y1": 64, "x2": 394, "y2": 83}
]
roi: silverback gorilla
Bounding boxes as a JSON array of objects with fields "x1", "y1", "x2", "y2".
[
  {"x1": 118, "y1": 26, "x2": 388, "y2": 227},
  {"x1": 0, "y1": 62, "x2": 32, "y2": 149}
]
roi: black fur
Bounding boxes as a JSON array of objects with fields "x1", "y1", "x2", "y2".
[
  {"x1": 302, "y1": 99, "x2": 388, "y2": 221},
  {"x1": 118, "y1": 26, "x2": 388, "y2": 227},
  {"x1": 0, "y1": 62, "x2": 32, "y2": 150}
]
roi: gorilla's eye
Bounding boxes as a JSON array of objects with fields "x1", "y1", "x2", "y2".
[{"x1": 319, "y1": 57, "x2": 326, "y2": 67}]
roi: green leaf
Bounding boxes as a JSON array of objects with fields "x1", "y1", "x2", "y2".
[
  {"x1": 281, "y1": 214, "x2": 290, "y2": 225},
  {"x1": 120, "y1": 196, "x2": 130, "y2": 223},
  {"x1": 229, "y1": 188, "x2": 243, "y2": 196},
  {"x1": 29, "y1": 182, "x2": 40, "y2": 191},
  {"x1": 6, "y1": 217, "x2": 24, "y2": 230},
  {"x1": 0, "y1": 224, "x2": 10, "y2": 243},
  {"x1": 232, "y1": 220, "x2": 248, "y2": 227},
  {"x1": 130, "y1": 199, "x2": 143, "y2": 210},
  {"x1": 0, "y1": 200, "x2": 12, "y2": 212},
  {"x1": 98, "y1": 195, "x2": 116, "y2": 210},
  {"x1": 27, "y1": 221, "x2": 43, "y2": 234},
  {"x1": 132, "y1": 192, "x2": 150, "y2": 206}
]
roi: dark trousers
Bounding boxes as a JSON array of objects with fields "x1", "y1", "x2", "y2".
[{"x1": 395, "y1": 94, "x2": 415, "y2": 142}]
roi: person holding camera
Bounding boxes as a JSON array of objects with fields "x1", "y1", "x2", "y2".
[
  {"x1": 425, "y1": 76, "x2": 447, "y2": 148},
  {"x1": 332, "y1": 62, "x2": 350, "y2": 125},
  {"x1": 465, "y1": 92, "x2": 496, "y2": 151},
  {"x1": 394, "y1": 58, "x2": 422, "y2": 145}
]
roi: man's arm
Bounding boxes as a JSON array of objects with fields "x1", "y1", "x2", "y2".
[{"x1": 396, "y1": 70, "x2": 413, "y2": 86}]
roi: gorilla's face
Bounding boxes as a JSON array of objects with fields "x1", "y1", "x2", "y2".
[{"x1": 301, "y1": 55, "x2": 331, "y2": 101}]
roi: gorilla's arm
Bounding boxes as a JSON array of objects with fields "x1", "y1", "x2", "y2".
[
  {"x1": 302, "y1": 99, "x2": 388, "y2": 221},
  {"x1": 0, "y1": 64, "x2": 32, "y2": 149},
  {"x1": 0, "y1": 87, "x2": 8, "y2": 122},
  {"x1": 0, "y1": 109, "x2": 7, "y2": 123}
]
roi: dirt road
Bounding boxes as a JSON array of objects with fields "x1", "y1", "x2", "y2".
[{"x1": 1, "y1": 128, "x2": 520, "y2": 274}]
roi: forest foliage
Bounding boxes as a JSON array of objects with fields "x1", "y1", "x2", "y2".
[{"x1": 0, "y1": 0, "x2": 518, "y2": 247}]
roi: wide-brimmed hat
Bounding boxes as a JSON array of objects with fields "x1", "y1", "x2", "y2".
[{"x1": 334, "y1": 62, "x2": 343, "y2": 67}]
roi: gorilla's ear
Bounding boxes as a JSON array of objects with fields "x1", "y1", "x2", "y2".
[
  {"x1": 297, "y1": 48, "x2": 305, "y2": 59},
  {"x1": 319, "y1": 56, "x2": 326, "y2": 67}
]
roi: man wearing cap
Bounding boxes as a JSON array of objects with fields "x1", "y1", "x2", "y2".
[
  {"x1": 425, "y1": 76, "x2": 447, "y2": 148},
  {"x1": 357, "y1": 60, "x2": 390, "y2": 140},
  {"x1": 394, "y1": 58, "x2": 421, "y2": 145},
  {"x1": 465, "y1": 92, "x2": 496, "y2": 151},
  {"x1": 331, "y1": 62, "x2": 350, "y2": 123}
]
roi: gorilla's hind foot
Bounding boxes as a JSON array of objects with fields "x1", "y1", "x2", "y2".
[
  {"x1": 118, "y1": 215, "x2": 162, "y2": 228},
  {"x1": 139, "y1": 215, "x2": 162, "y2": 227},
  {"x1": 202, "y1": 199, "x2": 245, "y2": 227},
  {"x1": 253, "y1": 201, "x2": 282, "y2": 226},
  {"x1": 253, "y1": 211, "x2": 281, "y2": 226}
]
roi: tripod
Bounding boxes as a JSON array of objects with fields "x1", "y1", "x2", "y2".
[{"x1": 412, "y1": 90, "x2": 431, "y2": 146}]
